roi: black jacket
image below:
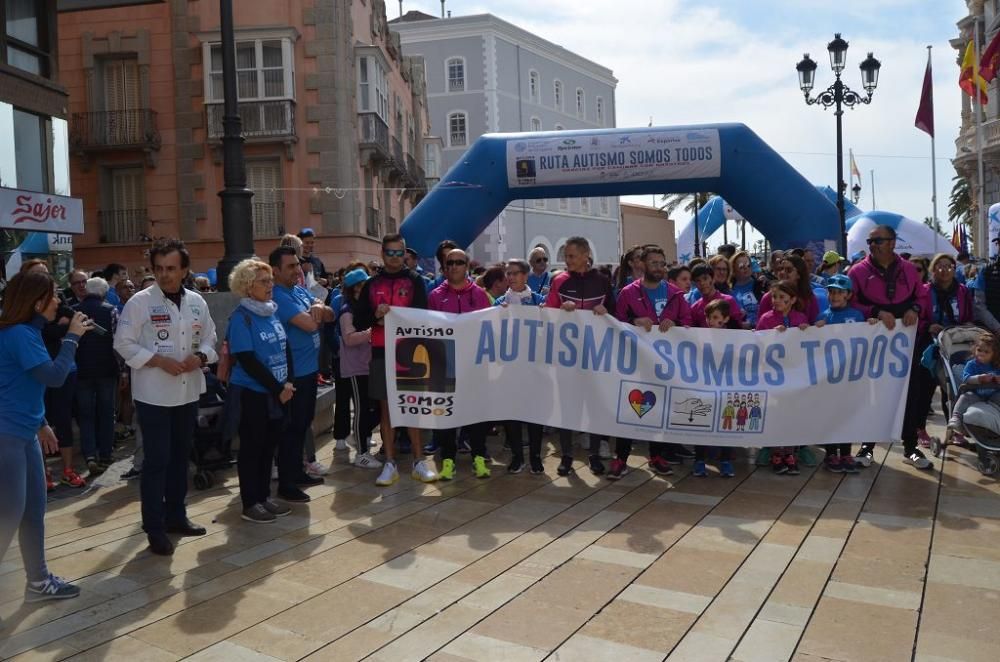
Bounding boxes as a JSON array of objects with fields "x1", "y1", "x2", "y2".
[{"x1": 73, "y1": 295, "x2": 119, "y2": 379}]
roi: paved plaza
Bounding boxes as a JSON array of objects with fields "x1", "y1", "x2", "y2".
[{"x1": 1, "y1": 416, "x2": 999, "y2": 662}]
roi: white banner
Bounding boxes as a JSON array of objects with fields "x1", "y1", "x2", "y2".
[
  {"x1": 0, "y1": 187, "x2": 84, "y2": 234},
  {"x1": 386, "y1": 306, "x2": 914, "y2": 447},
  {"x1": 507, "y1": 128, "x2": 721, "y2": 189}
]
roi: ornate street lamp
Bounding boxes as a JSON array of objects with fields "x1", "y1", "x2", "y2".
[
  {"x1": 796, "y1": 34, "x2": 881, "y2": 255},
  {"x1": 852, "y1": 182, "x2": 862, "y2": 205}
]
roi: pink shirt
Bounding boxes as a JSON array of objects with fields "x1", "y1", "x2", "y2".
[{"x1": 756, "y1": 309, "x2": 808, "y2": 331}]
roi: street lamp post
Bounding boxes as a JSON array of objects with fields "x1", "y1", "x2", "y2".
[
  {"x1": 796, "y1": 34, "x2": 881, "y2": 256},
  {"x1": 215, "y1": 0, "x2": 255, "y2": 292}
]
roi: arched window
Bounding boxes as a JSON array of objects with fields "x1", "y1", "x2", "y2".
[
  {"x1": 557, "y1": 244, "x2": 566, "y2": 263},
  {"x1": 576, "y1": 88, "x2": 585, "y2": 118},
  {"x1": 553, "y1": 80, "x2": 563, "y2": 110},
  {"x1": 529, "y1": 70, "x2": 539, "y2": 102},
  {"x1": 446, "y1": 57, "x2": 465, "y2": 92},
  {"x1": 447, "y1": 111, "x2": 467, "y2": 147}
]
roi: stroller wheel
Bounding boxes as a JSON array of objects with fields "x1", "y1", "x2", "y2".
[
  {"x1": 931, "y1": 435, "x2": 944, "y2": 458},
  {"x1": 205, "y1": 470, "x2": 215, "y2": 488},
  {"x1": 193, "y1": 472, "x2": 210, "y2": 490},
  {"x1": 977, "y1": 454, "x2": 1000, "y2": 476}
]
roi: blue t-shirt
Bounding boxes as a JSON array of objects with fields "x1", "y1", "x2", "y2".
[
  {"x1": 730, "y1": 280, "x2": 759, "y2": 327},
  {"x1": 962, "y1": 358, "x2": 1000, "y2": 398},
  {"x1": 643, "y1": 282, "x2": 669, "y2": 317},
  {"x1": 812, "y1": 284, "x2": 830, "y2": 316},
  {"x1": 0, "y1": 321, "x2": 52, "y2": 440},
  {"x1": 228, "y1": 308, "x2": 288, "y2": 393},
  {"x1": 105, "y1": 287, "x2": 122, "y2": 311},
  {"x1": 273, "y1": 284, "x2": 320, "y2": 377},
  {"x1": 527, "y1": 271, "x2": 552, "y2": 294},
  {"x1": 685, "y1": 288, "x2": 701, "y2": 305},
  {"x1": 822, "y1": 306, "x2": 866, "y2": 324}
]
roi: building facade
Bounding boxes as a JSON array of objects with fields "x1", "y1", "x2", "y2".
[
  {"x1": 392, "y1": 11, "x2": 621, "y2": 268},
  {"x1": 57, "y1": 0, "x2": 431, "y2": 274},
  {"x1": 620, "y1": 203, "x2": 676, "y2": 265}
]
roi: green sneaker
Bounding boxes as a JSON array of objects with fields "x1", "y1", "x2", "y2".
[
  {"x1": 439, "y1": 458, "x2": 456, "y2": 481},
  {"x1": 473, "y1": 455, "x2": 491, "y2": 479},
  {"x1": 755, "y1": 448, "x2": 771, "y2": 466},
  {"x1": 797, "y1": 446, "x2": 817, "y2": 467}
]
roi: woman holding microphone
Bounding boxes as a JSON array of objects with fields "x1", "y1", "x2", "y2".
[{"x1": 0, "y1": 271, "x2": 94, "y2": 602}]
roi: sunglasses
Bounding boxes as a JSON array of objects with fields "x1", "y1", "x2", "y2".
[
  {"x1": 445, "y1": 259, "x2": 467, "y2": 267},
  {"x1": 867, "y1": 237, "x2": 893, "y2": 245},
  {"x1": 383, "y1": 249, "x2": 405, "y2": 257},
  {"x1": 533, "y1": 257, "x2": 549, "y2": 263}
]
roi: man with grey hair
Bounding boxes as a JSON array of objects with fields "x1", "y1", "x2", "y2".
[
  {"x1": 73, "y1": 277, "x2": 120, "y2": 475},
  {"x1": 527, "y1": 246, "x2": 552, "y2": 295}
]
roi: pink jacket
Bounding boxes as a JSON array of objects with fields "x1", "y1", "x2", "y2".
[
  {"x1": 614, "y1": 279, "x2": 692, "y2": 326},
  {"x1": 690, "y1": 291, "x2": 745, "y2": 328},
  {"x1": 428, "y1": 281, "x2": 491, "y2": 313},
  {"x1": 756, "y1": 309, "x2": 809, "y2": 331},
  {"x1": 758, "y1": 289, "x2": 820, "y2": 324}
]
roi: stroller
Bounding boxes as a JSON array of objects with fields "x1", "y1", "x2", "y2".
[
  {"x1": 191, "y1": 371, "x2": 234, "y2": 489},
  {"x1": 933, "y1": 325, "x2": 1000, "y2": 475}
]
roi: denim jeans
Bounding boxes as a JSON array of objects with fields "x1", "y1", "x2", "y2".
[
  {"x1": 76, "y1": 376, "x2": 118, "y2": 461},
  {"x1": 0, "y1": 434, "x2": 50, "y2": 583},
  {"x1": 135, "y1": 401, "x2": 196, "y2": 533}
]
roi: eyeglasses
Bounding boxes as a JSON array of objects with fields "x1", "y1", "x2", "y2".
[
  {"x1": 505, "y1": 270, "x2": 526, "y2": 277},
  {"x1": 253, "y1": 277, "x2": 274, "y2": 285},
  {"x1": 867, "y1": 237, "x2": 893, "y2": 245},
  {"x1": 384, "y1": 249, "x2": 405, "y2": 257},
  {"x1": 532, "y1": 257, "x2": 549, "y2": 264},
  {"x1": 445, "y1": 259, "x2": 468, "y2": 267}
]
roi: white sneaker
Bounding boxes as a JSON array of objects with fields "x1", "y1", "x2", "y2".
[
  {"x1": 354, "y1": 452, "x2": 383, "y2": 470},
  {"x1": 411, "y1": 459, "x2": 439, "y2": 483},
  {"x1": 334, "y1": 438, "x2": 349, "y2": 451},
  {"x1": 304, "y1": 460, "x2": 329, "y2": 476},
  {"x1": 375, "y1": 461, "x2": 399, "y2": 486},
  {"x1": 903, "y1": 450, "x2": 933, "y2": 470},
  {"x1": 599, "y1": 439, "x2": 612, "y2": 460}
]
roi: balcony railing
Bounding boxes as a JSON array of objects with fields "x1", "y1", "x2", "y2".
[
  {"x1": 98, "y1": 209, "x2": 148, "y2": 244},
  {"x1": 359, "y1": 112, "x2": 390, "y2": 161},
  {"x1": 391, "y1": 136, "x2": 405, "y2": 165},
  {"x1": 252, "y1": 201, "x2": 284, "y2": 239},
  {"x1": 366, "y1": 206, "x2": 381, "y2": 238},
  {"x1": 71, "y1": 110, "x2": 160, "y2": 150},
  {"x1": 406, "y1": 153, "x2": 417, "y2": 178},
  {"x1": 206, "y1": 100, "x2": 295, "y2": 140}
]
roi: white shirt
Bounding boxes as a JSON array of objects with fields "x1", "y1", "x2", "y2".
[{"x1": 114, "y1": 284, "x2": 218, "y2": 407}]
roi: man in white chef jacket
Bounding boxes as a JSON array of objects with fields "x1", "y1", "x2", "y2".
[{"x1": 114, "y1": 239, "x2": 218, "y2": 556}]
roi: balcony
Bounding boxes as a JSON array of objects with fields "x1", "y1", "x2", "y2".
[
  {"x1": 98, "y1": 209, "x2": 148, "y2": 244},
  {"x1": 366, "y1": 206, "x2": 382, "y2": 238},
  {"x1": 252, "y1": 201, "x2": 285, "y2": 239},
  {"x1": 70, "y1": 110, "x2": 161, "y2": 162},
  {"x1": 359, "y1": 113, "x2": 390, "y2": 164},
  {"x1": 207, "y1": 100, "x2": 295, "y2": 141}
]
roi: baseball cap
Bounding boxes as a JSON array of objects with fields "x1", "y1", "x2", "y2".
[
  {"x1": 343, "y1": 268, "x2": 369, "y2": 289},
  {"x1": 826, "y1": 274, "x2": 852, "y2": 291},
  {"x1": 297, "y1": 227, "x2": 316, "y2": 238},
  {"x1": 405, "y1": 247, "x2": 419, "y2": 257},
  {"x1": 822, "y1": 250, "x2": 844, "y2": 266}
]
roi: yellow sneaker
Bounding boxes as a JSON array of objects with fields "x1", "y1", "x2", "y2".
[
  {"x1": 438, "y1": 458, "x2": 455, "y2": 481},
  {"x1": 473, "y1": 455, "x2": 491, "y2": 479}
]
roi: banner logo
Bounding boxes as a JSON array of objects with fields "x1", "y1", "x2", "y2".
[
  {"x1": 628, "y1": 389, "x2": 656, "y2": 417},
  {"x1": 395, "y1": 337, "x2": 456, "y2": 393}
]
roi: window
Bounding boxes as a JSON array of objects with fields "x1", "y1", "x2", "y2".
[
  {"x1": 530, "y1": 117, "x2": 541, "y2": 132},
  {"x1": 596, "y1": 97, "x2": 604, "y2": 125},
  {"x1": 557, "y1": 244, "x2": 566, "y2": 262},
  {"x1": 13, "y1": 109, "x2": 49, "y2": 192},
  {"x1": 529, "y1": 70, "x2": 539, "y2": 102},
  {"x1": 102, "y1": 57, "x2": 140, "y2": 112},
  {"x1": 4, "y1": 0, "x2": 49, "y2": 76},
  {"x1": 208, "y1": 39, "x2": 293, "y2": 102},
  {"x1": 553, "y1": 80, "x2": 563, "y2": 110},
  {"x1": 600, "y1": 196, "x2": 610, "y2": 216},
  {"x1": 576, "y1": 88, "x2": 585, "y2": 118},
  {"x1": 357, "y1": 54, "x2": 389, "y2": 120},
  {"x1": 424, "y1": 141, "x2": 441, "y2": 178},
  {"x1": 558, "y1": 197, "x2": 568, "y2": 211},
  {"x1": 447, "y1": 57, "x2": 465, "y2": 92},
  {"x1": 101, "y1": 167, "x2": 146, "y2": 243},
  {"x1": 448, "y1": 112, "x2": 467, "y2": 147},
  {"x1": 247, "y1": 160, "x2": 284, "y2": 238},
  {"x1": 580, "y1": 197, "x2": 590, "y2": 214}
]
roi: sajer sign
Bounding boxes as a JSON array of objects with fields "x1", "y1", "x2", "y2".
[{"x1": 0, "y1": 187, "x2": 84, "y2": 235}]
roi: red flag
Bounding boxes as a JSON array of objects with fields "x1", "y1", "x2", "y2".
[
  {"x1": 960, "y1": 41, "x2": 988, "y2": 104},
  {"x1": 915, "y1": 56, "x2": 934, "y2": 136},
  {"x1": 981, "y1": 30, "x2": 1000, "y2": 81}
]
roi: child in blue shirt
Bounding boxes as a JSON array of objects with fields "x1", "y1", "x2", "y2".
[
  {"x1": 822, "y1": 275, "x2": 876, "y2": 473},
  {"x1": 948, "y1": 332, "x2": 1000, "y2": 440}
]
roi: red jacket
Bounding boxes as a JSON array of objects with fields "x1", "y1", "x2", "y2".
[
  {"x1": 614, "y1": 279, "x2": 692, "y2": 326},
  {"x1": 544, "y1": 269, "x2": 615, "y2": 311},
  {"x1": 353, "y1": 268, "x2": 428, "y2": 351}
]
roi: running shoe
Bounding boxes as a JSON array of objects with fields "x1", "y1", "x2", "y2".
[
  {"x1": 334, "y1": 438, "x2": 349, "y2": 451},
  {"x1": 692, "y1": 460, "x2": 708, "y2": 477},
  {"x1": 439, "y1": 458, "x2": 456, "y2": 481},
  {"x1": 262, "y1": 498, "x2": 292, "y2": 517},
  {"x1": 588, "y1": 454, "x2": 605, "y2": 476},
  {"x1": 797, "y1": 446, "x2": 817, "y2": 467},
  {"x1": 529, "y1": 456, "x2": 545, "y2": 475},
  {"x1": 648, "y1": 456, "x2": 675, "y2": 476},
  {"x1": 606, "y1": 458, "x2": 627, "y2": 480},
  {"x1": 674, "y1": 445, "x2": 697, "y2": 459},
  {"x1": 354, "y1": 452, "x2": 383, "y2": 470},
  {"x1": 423, "y1": 439, "x2": 440, "y2": 454},
  {"x1": 755, "y1": 448, "x2": 771, "y2": 466},
  {"x1": 784, "y1": 453, "x2": 800, "y2": 475},
  {"x1": 473, "y1": 455, "x2": 491, "y2": 479},
  {"x1": 719, "y1": 460, "x2": 735, "y2": 478},
  {"x1": 917, "y1": 428, "x2": 932, "y2": 448},
  {"x1": 903, "y1": 449, "x2": 933, "y2": 470},
  {"x1": 771, "y1": 453, "x2": 788, "y2": 475},
  {"x1": 304, "y1": 460, "x2": 329, "y2": 477},
  {"x1": 855, "y1": 446, "x2": 874, "y2": 468},
  {"x1": 24, "y1": 574, "x2": 80, "y2": 603},
  {"x1": 825, "y1": 454, "x2": 844, "y2": 473},
  {"x1": 45, "y1": 469, "x2": 57, "y2": 491},
  {"x1": 507, "y1": 457, "x2": 524, "y2": 474},
  {"x1": 557, "y1": 456, "x2": 574, "y2": 476},
  {"x1": 840, "y1": 455, "x2": 859, "y2": 474},
  {"x1": 411, "y1": 459, "x2": 439, "y2": 483},
  {"x1": 86, "y1": 457, "x2": 104, "y2": 477},
  {"x1": 121, "y1": 466, "x2": 141, "y2": 481},
  {"x1": 61, "y1": 468, "x2": 85, "y2": 488},
  {"x1": 375, "y1": 461, "x2": 399, "y2": 486},
  {"x1": 242, "y1": 504, "x2": 276, "y2": 523}
]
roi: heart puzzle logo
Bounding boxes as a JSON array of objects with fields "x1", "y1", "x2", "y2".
[{"x1": 628, "y1": 389, "x2": 656, "y2": 418}]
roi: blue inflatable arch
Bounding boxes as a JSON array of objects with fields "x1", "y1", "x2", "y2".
[{"x1": 401, "y1": 123, "x2": 840, "y2": 257}]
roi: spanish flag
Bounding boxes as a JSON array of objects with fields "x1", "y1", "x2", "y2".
[{"x1": 960, "y1": 41, "x2": 989, "y2": 105}]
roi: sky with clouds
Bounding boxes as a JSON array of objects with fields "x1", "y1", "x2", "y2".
[{"x1": 398, "y1": 0, "x2": 970, "y2": 251}]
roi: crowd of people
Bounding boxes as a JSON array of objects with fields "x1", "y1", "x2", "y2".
[{"x1": 3, "y1": 222, "x2": 1000, "y2": 605}]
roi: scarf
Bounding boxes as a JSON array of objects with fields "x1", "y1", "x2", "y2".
[
  {"x1": 933, "y1": 279, "x2": 959, "y2": 326},
  {"x1": 240, "y1": 298, "x2": 278, "y2": 317},
  {"x1": 503, "y1": 287, "x2": 534, "y2": 305}
]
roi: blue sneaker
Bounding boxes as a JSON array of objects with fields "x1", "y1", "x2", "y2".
[
  {"x1": 692, "y1": 460, "x2": 708, "y2": 477},
  {"x1": 719, "y1": 460, "x2": 735, "y2": 477},
  {"x1": 25, "y1": 574, "x2": 80, "y2": 602},
  {"x1": 423, "y1": 440, "x2": 440, "y2": 454}
]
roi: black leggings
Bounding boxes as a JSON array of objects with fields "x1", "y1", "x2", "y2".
[
  {"x1": 238, "y1": 389, "x2": 282, "y2": 509},
  {"x1": 616, "y1": 439, "x2": 667, "y2": 461},
  {"x1": 348, "y1": 374, "x2": 379, "y2": 449},
  {"x1": 439, "y1": 423, "x2": 488, "y2": 460},
  {"x1": 824, "y1": 443, "x2": 852, "y2": 457},
  {"x1": 505, "y1": 421, "x2": 542, "y2": 461}
]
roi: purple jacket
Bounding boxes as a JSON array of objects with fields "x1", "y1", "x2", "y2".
[
  {"x1": 428, "y1": 281, "x2": 492, "y2": 314},
  {"x1": 925, "y1": 281, "x2": 973, "y2": 327},
  {"x1": 849, "y1": 256, "x2": 931, "y2": 329},
  {"x1": 615, "y1": 279, "x2": 692, "y2": 326}
]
